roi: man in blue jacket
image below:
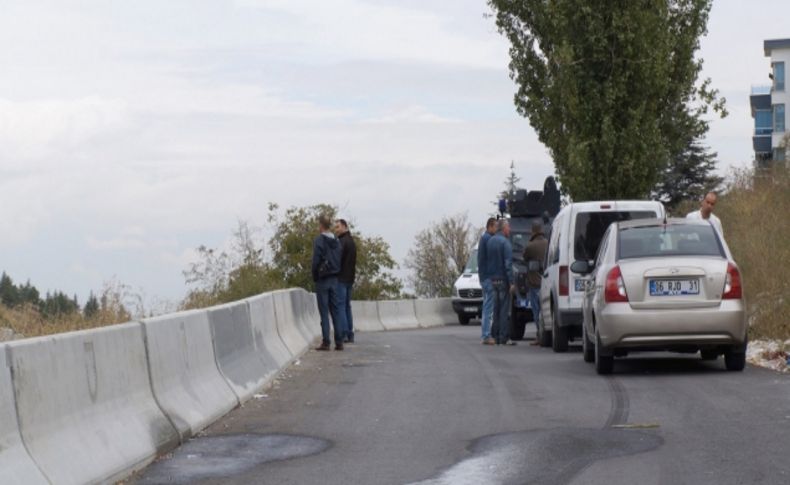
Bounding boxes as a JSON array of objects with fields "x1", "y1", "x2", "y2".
[
  {"x1": 486, "y1": 219, "x2": 516, "y2": 346},
  {"x1": 312, "y1": 215, "x2": 347, "y2": 351},
  {"x1": 477, "y1": 218, "x2": 496, "y2": 345}
]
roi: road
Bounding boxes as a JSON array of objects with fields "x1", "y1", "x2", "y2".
[{"x1": 133, "y1": 324, "x2": 790, "y2": 485}]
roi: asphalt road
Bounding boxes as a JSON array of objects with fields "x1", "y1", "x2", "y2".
[{"x1": 133, "y1": 324, "x2": 790, "y2": 485}]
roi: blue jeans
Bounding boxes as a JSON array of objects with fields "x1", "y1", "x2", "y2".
[
  {"x1": 337, "y1": 282, "x2": 354, "y2": 341},
  {"x1": 481, "y1": 279, "x2": 494, "y2": 340},
  {"x1": 491, "y1": 279, "x2": 511, "y2": 344},
  {"x1": 316, "y1": 277, "x2": 346, "y2": 345},
  {"x1": 528, "y1": 286, "x2": 541, "y2": 329}
]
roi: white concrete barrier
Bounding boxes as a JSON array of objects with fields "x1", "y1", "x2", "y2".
[
  {"x1": 351, "y1": 300, "x2": 385, "y2": 332},
  {"x1": 208, "y1": 301, "x2": 274, "y2": 403},
  {"x1": 377, "y1": 300, "x2": 420, "y2": 330},
  {"x1": 414, "y1": 298, "x2": 456, "y2": 328},
  {"x1": 247, "y1": 293, "x2": 294, "y2": 368},
  {"x1": 290, "y1": 289, "x2": 320, "y2": 341},
  {"x1": 0, "y1": 345, "x2": 49, "y2": 485},
  {"x1": 142, "y1": 310, "x2": 239, "y2": 441},
  {"x1": 7, "y1": 324, "x2": 179, "y2": 485},
  {"x1": 272, "y1": 290, "x2": 310, "y2": 355}
]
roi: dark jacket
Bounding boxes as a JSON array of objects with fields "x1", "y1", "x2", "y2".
[
  {"x1": 477, "y1": 232, "x2": 493, "y2": 282},
  {"x1": 338, "y1": 231, "x2": 357, "y2": 284},
  {"x1": 523, "y1": 233, "x2": 548, "y2": 289},
  {"x1": 485, "y1": 232, "x2": 513, "y2": 286},
  {"x1": 311, "y1": 232, "x2": 341, "y2": 282}
]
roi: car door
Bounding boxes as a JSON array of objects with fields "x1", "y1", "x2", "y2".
[
  {"x1": 583, "y1": 225, "x2": 612, "y2": 336},
  {"x1": 540, "y1": 213, "x2": 563, "y2": 331}
]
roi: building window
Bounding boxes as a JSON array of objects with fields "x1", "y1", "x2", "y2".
[
  {"x1": 755, "y1": 109, "x2": 772, "y2": 135},
  {"x1": 774, "y1": 104, "x2": 785, "y2": 132},
  {"x1": 773, "y1": 147, "x2": 786, "y2": 162},
  {"x1": 774, "y1": 62, "x2": 786, "y2": 91}
]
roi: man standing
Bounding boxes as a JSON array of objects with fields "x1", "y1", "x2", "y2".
[
  {"x1": 523, "y1": 221, "x2": 548, "y2": 346},
  {"x1": 478, "y1": 218, "x2": 497, "y2": 345},
  {"x1": 686, "y1": 191, "x2": 723, "y2": 236},
  {"x1": 335, "y1": 218, "x2": 357, "y2": 343},
  {"x1": 312, "y1": 215, "x2": 347, "y2": 351},
  {"x1": 486, "y1": 219, "x2": 515, "y2": 346}
]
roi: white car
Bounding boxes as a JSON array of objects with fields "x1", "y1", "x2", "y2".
[
  {"x1": 451, "y1": 247, "x2": 483, "y2": 325},
  {"x1": 539, "y1": 200, "x2": 666, "y2": 351},
  {"x1": 574, "y1": 218, "x2": 747, "y2": 374}
]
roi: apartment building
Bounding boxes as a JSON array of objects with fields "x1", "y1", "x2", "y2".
[{"x1": 751, "y1": 38, "x2": 789, "y2": 164}]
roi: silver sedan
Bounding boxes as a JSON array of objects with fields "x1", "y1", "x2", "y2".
[{"x1": 572, "y1": 218, "x2": 747, "y2": 374}]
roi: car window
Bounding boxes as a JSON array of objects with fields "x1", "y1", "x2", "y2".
[
  {"x1": 617, "y1": 224, "x2": 725, "y2": 259},
  {"x1": 595, "y1": 226, "x2": 612, "y2": 267},
  {"x1": 464, "y1": 249, "x2": 478, "y2": 274},
  {"x1": 573, "y1": 210, "x2": 656, "y2": 261}
]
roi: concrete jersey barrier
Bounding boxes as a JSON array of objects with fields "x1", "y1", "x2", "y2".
[
  {"x1": 377, "y1": 299, "x2": 420, "y2": 330},
  {"x1": 414, "y1": 298, "x2": 456, "y2": 328},
  {"x1": 351, "y1": 300, "x2": 385, "y2": 332},
  {"x1": 247, "y1": 293, "x2": 294, "y2": 368},
  {"x1": 7, "y1": 323, "x2": 179, "y2": 485},
  {"x1": 0, "y1": 345, "x2": 49, "y2": 485},
  {"x1": 142, "y1": 310, "x2": 239, "y2": 442},
  {"x1": 272, "y1": 290, "x2": 310, "y2": 355},
  {"x1": 290, "y1": 289, "x2": 320, "y2": 341},
  {"x1": 208, "y1": 301, "x2": 275, "y2": 403}
]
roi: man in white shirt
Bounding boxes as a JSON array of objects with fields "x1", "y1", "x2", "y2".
[{"x1": 686, "y1": 191, "x2": 723, "y2": 236}]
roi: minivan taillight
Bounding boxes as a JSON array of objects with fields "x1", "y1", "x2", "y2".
[
  {"x1": 604, "y1": 265, "x2": 628, "y2": 303},
  {"x1": 559, "y1": 265, "x2": 569, "y2": 296},
  {"x1": 723, "y1": 262, "x2": 742, "y2": 299}
]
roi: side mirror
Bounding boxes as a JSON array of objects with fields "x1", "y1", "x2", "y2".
[{"x1": 570, "y1": 260, "x2": 593, "y2": 275}]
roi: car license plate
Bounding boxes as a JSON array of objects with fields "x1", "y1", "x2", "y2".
[
  {"x1": 574, "y1": 279, "x2": 585, "y2": 292},
  {"x1": 649, "y1": 279, "x2": 699, "y2": 296},
  {"x1": 464, "y1": 307, "x2": 477, "y2": 313}
]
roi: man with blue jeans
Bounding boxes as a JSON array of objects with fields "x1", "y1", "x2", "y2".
[
  {"x1": 312, "y1": 215, "x2": 347, "y2": 351},
  {"x1": 478, "y1": 218, "x2": 497, "y2": 345},
  {"x1": 486, "y1": 219, "x2": 515, "y2": 346},
  {"x1": 335, "y1": 219, "x2": 357, "y2": 343},
  {"x1": 523, "y1": 221, "x2": 548, "y2": 346}
]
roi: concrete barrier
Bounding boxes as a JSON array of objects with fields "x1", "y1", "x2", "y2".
[
  {"x1": 0, "y1": 345, "x2": 49, "y2": 485},
  {"x1": 272, "y1": 290, "x2": 310, "y2": 355},
  {"x1": 7, "y1": 324, "x2": 179, "y2": 485},
  {"x1": 247, "y1": 293, "x2": 293, "y2": 368},
  {"x1": 290, "y1": 289, "x2": 320, "y2": 341},
  {"x1": 351, "y1": 300, "x2": 385, "y2": 332},
  {"x1": 208, "y1": 301, "x2": 274, "y2": 403},
  {"x1": 142, "y1": 310, "x2": 239, "y2": 441},
  {"x1": 377, "y1": 299, "x2": 419, "y2": 330},
  {"x1": 414, "y1": 298, "x2": 456, "y2": 328}
]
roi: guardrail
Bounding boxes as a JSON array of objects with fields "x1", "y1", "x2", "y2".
[{"x1": 0, "y1": 291, "x2": 453, "y2": 485}]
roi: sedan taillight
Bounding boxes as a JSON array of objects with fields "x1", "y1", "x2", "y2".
[
  {"x1": 604, "y1": 265, "x2": 628, "y2": 303},
  {"x1": 723, "y1": 262, "x2": 742, "y2": 299}
]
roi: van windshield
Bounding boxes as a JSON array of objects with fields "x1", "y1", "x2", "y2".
[
  {"x1": 464, "y1": 249, "x2": 478, "y2": 274},
  {"x1": 574, "y1": 211, "x2": 656, "y2": 261}
]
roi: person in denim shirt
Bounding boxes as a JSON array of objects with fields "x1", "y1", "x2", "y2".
[
  {"x1": 486, "y1": 219, "x2": 516, "y2": 346},
  {"x1": 477, "y1": 218, "x2": 497, "y2": 345}
]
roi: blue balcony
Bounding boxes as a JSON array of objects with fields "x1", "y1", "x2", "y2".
[{"x1": 753, "y1": 135, "x2": 772, "y2": 153}]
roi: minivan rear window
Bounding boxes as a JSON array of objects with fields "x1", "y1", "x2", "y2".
[
  {"x1": 618, "y1": 224, "x2": 724, "y2": 259},
  {"x1": 573, "y1": 211, "x2": 656, "y2": 261}
]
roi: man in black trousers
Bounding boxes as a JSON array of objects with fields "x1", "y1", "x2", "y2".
[{"x1": 335, "y1": 219, "x2": 357, "y2": 343}]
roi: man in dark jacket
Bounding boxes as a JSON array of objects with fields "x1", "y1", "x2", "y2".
[
  {"x1": 523, "y1": 221, "x2": 548, "y2": 345},
  {"x1": 335, "y1": 219, "x2": 357, "y2": 343},
  {"x1": 312, "y1": 215, "x2": 347, "y2": 351},
  {"x1": 486, "y1": 219, "x2": 515, "y2": 345}
]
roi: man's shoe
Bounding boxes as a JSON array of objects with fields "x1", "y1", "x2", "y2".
[
  {"x1": 505, "y1": 339, "x2": 518, "y2": 346},
  {"x1": 335, "y1": 344, "x2": 344, "y2": 351},
  {"x1": 316, "y1": 343, "x2": 331, "y2": 351},
  {"x1": 483, "y1": 338, "x2": 496, "y2": 345}
]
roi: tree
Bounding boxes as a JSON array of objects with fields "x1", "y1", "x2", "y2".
[
  {"x1": 653, "y1": 138, "x2": 723, "y2": 211},
  {"x1": 405, "y1": 213, "x2": 478, "y2": 298},
  {"x1": 488, "y1": 0, "x2": 726, "y2": 201},
  {"x1": 84, "y1": 292, "x2": 100, "y2": 319},
  {"x1": 0, "y1": 272, "x2": 19, "y2": 308},
  {"x1": 495, "y1": 161, "x2": 521, "y2": 206}
]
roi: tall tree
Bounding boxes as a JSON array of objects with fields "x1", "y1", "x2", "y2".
[
  {"x1": 496, "y1": 161, "x2": 522, "y2": 205},
  {"x1": 489, "y1": 0, "x2": 726, "y2": 201},
  {"x1": 653, "y1": 138, "x2": 723, "y2": 211},
  {"x1": 405, "y1": 213, "x2": 479, "y2": 298}
]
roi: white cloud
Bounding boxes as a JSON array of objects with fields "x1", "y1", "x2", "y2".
[{"x1": 364, "y1": 104, "x2": 461, "y2": 124}]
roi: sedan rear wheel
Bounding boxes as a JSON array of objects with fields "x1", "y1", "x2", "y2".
[
  {"x1": 594, "y1": 331, "x2": 614, "y2": 375},
  {"x1": 724, "y1": 347, "x2": 746, "y2": 371}
]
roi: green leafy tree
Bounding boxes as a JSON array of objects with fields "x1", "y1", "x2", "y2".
[
  {"x1": 653, "y1": 138, "x2": 723, "y2": 211},
  {"x1": 488, "y1": 0, "x2": 726, "y2": 201},
  {"x1": 83, "y1": 292, "x2": 100, "y2": 319},
  {"x1": 0, "y1": 272, "x2": 19, "y2": 307}
]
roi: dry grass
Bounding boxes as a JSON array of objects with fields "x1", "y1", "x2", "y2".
[{"x1": 716, "y1": 165, "x2": 790, "y2": 340}]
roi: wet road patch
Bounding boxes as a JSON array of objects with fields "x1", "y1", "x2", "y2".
[
  {"x1": 410, "y1": 428, "x2": 663, "y2": 485},
  {"x1": 136, "y1": 433, "x2": 330, "y2": 484}
]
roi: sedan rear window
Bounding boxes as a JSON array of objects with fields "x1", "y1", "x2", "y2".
[
  {"x1": 574, "y1": 211, "x2": 656, "y2": 261},
  {"x1": 618, "y1": 224, "x2": 725, "y2": 259}
]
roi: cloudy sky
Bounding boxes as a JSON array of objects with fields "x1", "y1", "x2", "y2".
[{"x1": 1, "y1": 0, "x2": 787, "y2": 308}]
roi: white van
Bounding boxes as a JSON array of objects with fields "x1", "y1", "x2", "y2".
[
  {"x1": 451, "y1": 246, "x2": 483, "y2": 325},
  {"x1": 538, "y1": 200, "x2": 666, "y2": 351}
]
